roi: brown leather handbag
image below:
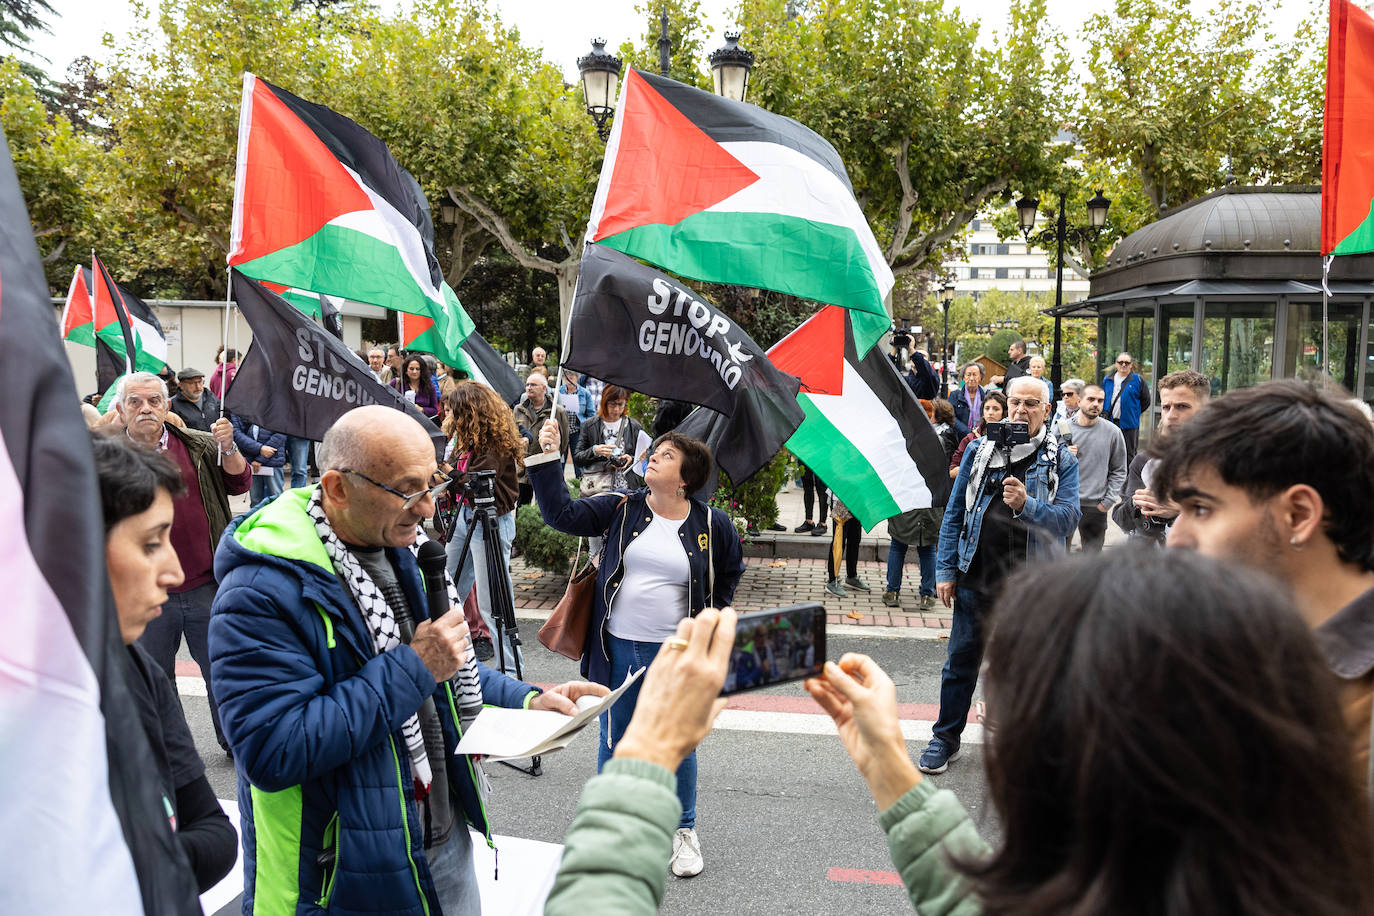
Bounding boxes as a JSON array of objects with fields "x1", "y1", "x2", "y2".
[{"x1": 538, "y1": 537, "x2": 598, "y2": 660}]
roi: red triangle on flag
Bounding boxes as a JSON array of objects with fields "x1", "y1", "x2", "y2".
[
  {"x1": 767, "y1": 304, "x2": 846, "y2": 396},
  {"x1": 401, "y1": 310, "x2": 435, "y2": 345},
  {"x1": 229, "y1": 75, "x2": 374, "y2": 265},
  {"x1": 62, "y1": 267, "x2": 92, "y2": 336},
  {"x1": 592, "y1": 69, "x2": 761, "y2": 241},
  {"x1": 91, "y1": 256, "x2": 122, "y2": 333}
]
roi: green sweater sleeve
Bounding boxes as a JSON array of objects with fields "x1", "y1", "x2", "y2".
[
  {"x1": 544, "y1": 757, "x2": 682, "y2": 916},
  {"x1": 878, "y1": 779, "x2": 990, "y2": 916}
]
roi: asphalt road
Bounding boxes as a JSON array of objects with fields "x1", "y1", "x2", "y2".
[{"x1": 186, "y1": 621, "x2": 993, "y2": 915}]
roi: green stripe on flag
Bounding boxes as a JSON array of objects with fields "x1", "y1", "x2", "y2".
[
  {"x1": 64, "y1": 323, "x2": 96, "y2": 347},
  {"x1": 785, "y1": 394, "x2": 903, "y2": 527},
  {"x1": 97, "y1": 375, "x2": 124, "y2": 413},
  {"x1": 1332, "y1": 197, "x2": 1374, "y2": 256},
  {"x1": 236, "y1": 223, "x2": 448, "y2": 319},
  {"x1": 598, "y1": 210, "x2": 889, "y2": 353}
]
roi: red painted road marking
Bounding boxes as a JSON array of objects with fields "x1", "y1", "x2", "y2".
[{"x1": 827, "y1": 867, "x2": 903, "y2": 885}]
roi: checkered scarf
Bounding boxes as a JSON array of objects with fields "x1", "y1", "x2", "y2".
[{"x1": 306, "y1": 489, "x2": 485, "y2": 792}]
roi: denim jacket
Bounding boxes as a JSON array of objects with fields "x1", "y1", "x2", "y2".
[{"x1": 936, "y1": 435, "x2": 1080, "y2": 581}]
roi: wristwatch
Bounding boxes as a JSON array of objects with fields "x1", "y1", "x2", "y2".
[{"x1": 220, "y1": 443, "x2": 239, "y2": 456}]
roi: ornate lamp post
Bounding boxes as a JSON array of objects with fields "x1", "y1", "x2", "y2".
[
  {"x1": 939, "y1": 280, "x2": 955, "y2": 389},
  {"x1": 576, "y1": 38, "x2": 623, "y2": 142},
  {"x1": 1017, "y1": 189, "x2": 1111, "y2": 390},
  {"x1": 709, "y1": 31, "x2": 755, "y2": 102}
]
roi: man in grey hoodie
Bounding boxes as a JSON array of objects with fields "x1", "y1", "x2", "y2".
[{"x1": 1068, "y1": 384, "x2": 1127, "y2": 551}]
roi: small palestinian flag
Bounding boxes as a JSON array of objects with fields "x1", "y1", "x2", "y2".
[
  {"x1": 228, "y1": 73, "x2": 474, "y2": 343},
  {"x1": 1323, "y1": 0, "x2": 1374, "y2": 255},
  {"x1": 771, "y1": 306, "x2": 947, "y2": 530},
  {"x1": 401, "y1": 310, "x2": 524, "y2": 405},
  {"x1": 60, "y1": 265, "x2": 95, "y2": 346},
  {"x1": 585, "y1": 69, "x2": 894, "y2": 355},
  {"x1": 91, "y1": 254, "x2": 168, "y2": 375}
]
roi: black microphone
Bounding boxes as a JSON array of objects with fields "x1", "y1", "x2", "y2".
[{"x1": 416, "y1": 539, "x2": 450, "y2": 621}]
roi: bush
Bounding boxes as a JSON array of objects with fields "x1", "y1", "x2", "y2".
[
  {"x1": 513, "y1": 498, "x2": 580, "y2": 576},
  {"x1": 709, "y1": 449, "x2": 790, "y2": 536}
]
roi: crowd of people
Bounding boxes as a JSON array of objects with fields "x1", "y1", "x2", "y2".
[{"x1": 76, "y1": 331, "x2": 1374, "y2": 914}]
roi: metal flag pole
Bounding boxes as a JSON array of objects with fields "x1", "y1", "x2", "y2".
[
  {"x1": 1322, "y1": 255, "x2": 1333, "y2": 387},
  {"x1": 218, "y1": 267, "x2": 234, "y2": 466}
]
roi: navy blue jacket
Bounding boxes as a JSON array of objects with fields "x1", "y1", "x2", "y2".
[
  {"x1": 526, "y1": 453, "x2": 745, "y2": 685},
  {"x1": 208, "y1": 487, "x2": 536, "y2": 915},
  {"x1": 230, "y1": 414, "x2": 288, "y2": 468}
]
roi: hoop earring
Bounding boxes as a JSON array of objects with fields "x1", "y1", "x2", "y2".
[{"x1": 1290, "y1": 535, "x2": 1306, "y2": 551}]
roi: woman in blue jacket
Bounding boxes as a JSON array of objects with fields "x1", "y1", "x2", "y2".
[{"x1": 527, "y1": 425, "x2": 744, "y2": 880}]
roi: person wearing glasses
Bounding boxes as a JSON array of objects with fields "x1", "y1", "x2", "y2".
[
  {"x1": 209, "y1": 405, "x2": 606, "y2": 916},
  {"x1": 918, "y1": 375, "x2": 1080, "y2": 775},
  {"x1": 1102, "y1": 351, "x2": 1151, "y2": 464}
]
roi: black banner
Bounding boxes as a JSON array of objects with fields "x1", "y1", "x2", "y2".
[
  {"x1": 225, "y1": 273, "x2": 444, "y2": 448},
  {"x1": 565, "y1": 244, "x2": 803, "y2": 482}
]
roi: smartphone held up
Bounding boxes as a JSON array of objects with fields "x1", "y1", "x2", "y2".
[{"x1": 719, "y1": 603, "x2": 826, "y2": 696}]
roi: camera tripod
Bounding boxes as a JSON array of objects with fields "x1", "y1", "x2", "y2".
[{"x1": 449, "y1": 488, "x2": 543, "y2": 778}]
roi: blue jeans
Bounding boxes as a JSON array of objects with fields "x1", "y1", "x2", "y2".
[
  {"x1": 932, "y1": 585, "x2": 989, "y2": 746},
  {"x1": 136, "y1": 581, "x2": 226, "y2": 749},
  {"x1": 446, "y1": 508, "x2": 521, "y2": 675},
  {"x1": 885, "y1": 541, "x2": 936, "y2": 596},
  {"x1": 599, "y1": 633, "x2": 697, "y2": 828},
  {"x1": 444, "y1": 511, "x2": 476, "y2": 607},
  {"x1": 426, "y1": 825, "x2": 479, "y2": 916},
  {"x1": 249, "y1": 472, "x2": 282, "y2": 503},
  {"x1": 286, "y1": 436, "x2": 311, "y2": 488}
]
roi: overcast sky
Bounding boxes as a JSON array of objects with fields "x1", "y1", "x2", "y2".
[{"x1": 24, "y1": 0, "x2": 1321, "y2": 84}]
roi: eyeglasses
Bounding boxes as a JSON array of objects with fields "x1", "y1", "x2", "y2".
[
  {"x1": 1006, "y1": 397, "x2": 1043, "y2": 409},
  {"x1": 1116, "y1": 359, "x2": 1133, "y2": 365},
  {"x1": 340, "y1": 469, "x2": 451, "y2": 510}
]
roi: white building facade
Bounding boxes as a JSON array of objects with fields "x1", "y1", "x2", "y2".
[{"x1": 943, "y1": 216, "x2": 1090, "y2": 301}]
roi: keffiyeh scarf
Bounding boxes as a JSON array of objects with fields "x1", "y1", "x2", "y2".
[
  {"x1": 306, "y1": 489, "x2": 485, "y2": 792},
  {"x1": 965, "y1": 424, "x2": 1060, "y2": 515}
]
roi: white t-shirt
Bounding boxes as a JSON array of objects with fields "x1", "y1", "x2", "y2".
[
  {"x1": 1111, "y1": 371, "x2": 1129, "y2": 418},
  {"x1": 608, "y1": 511, "x2": 691, "y2": 642}
]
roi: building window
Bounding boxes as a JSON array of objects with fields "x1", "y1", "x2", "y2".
[
  {"x1": 995, "y1": 268, "x2": 1009, "y2": 279},
  {"x1": 971, "y1": 219, "x2": 982, "y2": 230},
  {"x1": 996, "y1": 244, "x2": 1009, "y2": 255},
  {"x1": 968, "y1": 268, "x2": 980, "y2": 279},
  {"x1": 1285, "y1": 302, "x2": 1361, "y2": 392}
]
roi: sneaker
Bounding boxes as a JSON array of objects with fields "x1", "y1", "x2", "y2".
[
  {"x1": 670, "y1": 827, "x2": 704, "y2": 877},
  {"x1": 824, "y1": 579, "x2": 847, "y2": 598},
  {"x1": 918, "y1": 738, "x2": 961, "y2": 774},
  {"x1": 845, "y1": 576, "x2": 871, "y2": 593},
  {"x1": 882, "y1": 590, "x2": 899, "y2": 607},
  {"x1": 794, "y1": 520, "x2": 815, "y2": 533},
  {"x1": 919, "y1": 594, "x2": 936, "y2": 610},
  {"x1": 768, "y1": 522, "x2": 787, "y2": 531},
  {"x1": 472, "y1": 636, "x2": 495, "y2": 661},
  {"x1": 810, "y1": 522, "x2": 828, "y2": 536}
]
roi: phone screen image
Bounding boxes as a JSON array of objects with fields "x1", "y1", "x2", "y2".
[{"x1": 721, "y1": 603, "x2": 826, "y2": 696}]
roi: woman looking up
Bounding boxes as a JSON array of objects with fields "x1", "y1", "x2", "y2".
[{"x1": 528, "y1": 422, "x2": 744, "y2": 879}]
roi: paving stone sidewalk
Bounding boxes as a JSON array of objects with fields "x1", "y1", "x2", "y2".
[{"x1": 510, "y1": 554, "x2": 953, "y2": 632}]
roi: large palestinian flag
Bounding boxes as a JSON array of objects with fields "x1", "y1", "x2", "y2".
[
  {"x1": 1323, "y1": 0, "x2": 1374, "y2": 255},
  {"x1": 228, "y1": 73, "x2": 474, "y2": 343},
  {"x1": 0, "y1": 127, "x2": 201, "y2": 914},
  {"x1": 770, "y1": 306, "x2": 946, "y2": 530},
  {"x1": 585, "y1": 69, "x2": 894, "y2": 355}
]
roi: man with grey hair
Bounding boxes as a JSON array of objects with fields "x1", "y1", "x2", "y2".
[
  {"x1": 514, "y1": 371, "x2": 569, "y2": 506},
  {"x1": 367, "y1": 347, "x2": 386, "y2": 381},
  {"x1": 115, "y1": 370, "x2": 250, "y2": 754},
  {"x1": 210, "y1": 405, "x2": 606, "y2": 915},
  {"x1": 1054, "y1": 378, "x2": 1085, "y2": 427}
]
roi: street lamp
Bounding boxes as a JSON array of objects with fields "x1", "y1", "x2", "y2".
[
  {"x1": 709, "y1": 31, "x2": 755, "y2": 102},
  {"x1": 938, "y1": 280, "x2": 955, "y2": 389},
  {"x1": 1017, "y1": 189, "x2": 1112, "y2": 391},
  {"x1": 577, "y1": 38, "x2": 623, "y2": 142}
]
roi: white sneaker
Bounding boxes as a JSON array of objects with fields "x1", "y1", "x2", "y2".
[{"x1": 670, "y1": 827, "x2": 704, "y2": 877}]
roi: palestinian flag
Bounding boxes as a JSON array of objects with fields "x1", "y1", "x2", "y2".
[
  {"x1": 1323, "y1": 0, "x2": 1374, "y2": 255},
  {"x1": 0, "y1": 127, "x2": 201, "y2": 914},
  {"x1": 91, "y1": 254, "x2": 168, "y2": 374},
  {"x1": 228, "y1": 73, "x2": 474, "y2": 348},
  {"x1": 60, "y1": 265, "x2": 95, "y2": 346},
  {"x1": 770, "y1": 306, "x2": 946, "y2": 530},
  {"x1": 585, "y1": 69, "x2": 894, "y2": 355},
  {"x1": 261, "y1": 280, "x2": 345, "y2": 339},
  {"x1": 401, "y1": 310, "x2": 524, "y2": 405}
]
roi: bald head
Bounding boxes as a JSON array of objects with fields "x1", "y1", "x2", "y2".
[{"x1": 317, "y1": 407, "x2": 440, "y2": 547}]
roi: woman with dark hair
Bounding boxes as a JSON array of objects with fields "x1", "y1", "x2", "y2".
[
  {"x1": 440, "y1": 381, "x2": 524, "y2": 673},
  {"x1": 92, "y1": 434, "x2": 238, "y2": 892},
  {"x1": 544, "y1": 550, "x2": 1374, "y2": 915},
  {"x1": 573, "y1": 384, "x2": 644, "y2": 495},
  {"x1": 951, "y1": 362, "x2": 989, "y2": 438},
  {"x1": 949, "y1": 390, "x2": 1007, "y2": 478},
  {"x1": 392, "y1": 355, "x2": 441, "y2": 420},
  {"x1": 529, "y1": 424, "x2": 744, "y2": 879}
]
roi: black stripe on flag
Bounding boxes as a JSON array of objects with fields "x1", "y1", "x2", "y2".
[
  {"x1": 632, "y1": 69, "x2": 853, "y2": 194},
  {"x1": 462, "y1": 328, "x2": 524, "y2": 406},
  {"x1": 0, "y1": 128, "x2": 201, "y2": 912},
  {"x1": 225, "y1": 273, "x2": 445, "y2": 451}
]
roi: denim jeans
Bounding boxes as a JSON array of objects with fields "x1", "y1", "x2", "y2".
[
  {"x1": 599, "y1": 633, "x2": 697, "y2": 828},
  {"x1": 469, "y1": 509, "x2": 522, "y2": 676},
  {"x1": 136, "y1": 581, "x2": 226, "y2": 749},
  {"x1": 885, "y1": 541, "x2": 937, "y2": 596},
  {"x1": 249, "y1": 472, "x2": 282, "y2": 504},
  {"x1": 286, "y1": 436, "x2": 311, "y2": 488},
  {"x1": 444, "y1": 510, "x2": 477, "y2": 608},
  {"x1": 931, "y1": 584, "x2": 989, "y2": 747},
  {"x1": 426, "y1": 825, "x2": 480, "y2": 916}
]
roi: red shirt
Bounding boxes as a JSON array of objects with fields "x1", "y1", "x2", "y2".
[{"x1": 163, "y1": 431, "x2": 251, "y2": 591}]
